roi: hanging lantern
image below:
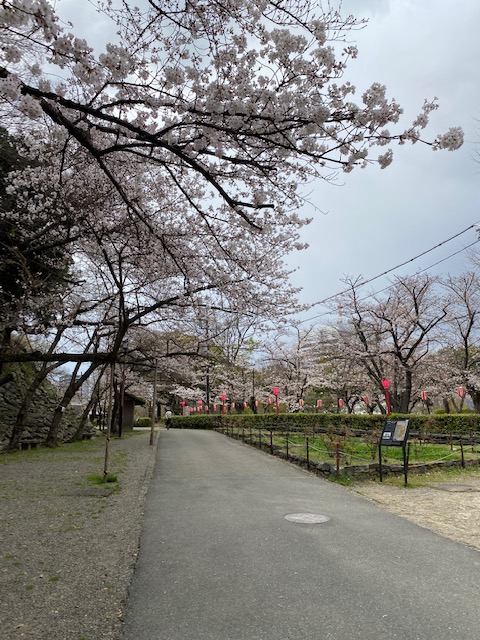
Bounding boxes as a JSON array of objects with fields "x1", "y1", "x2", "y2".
[
  {"x1": 316, "y1": 399, "x2": 322, "y2": 408},
  {"x1": 338, "y1": 398, "x2": 345, "y2": 408},
  {"x1": 363, "y1": 395, "x2": 370, "y2": 406},
  {"x1": 299, "y1": 398, "x2": 304, "y2": 407},
  {"x1": 458, "y1": 386, "x2": 466, "y2": 398},
  {"x1": 421, "y1": 390, "x2": 428, "y2": 402}
]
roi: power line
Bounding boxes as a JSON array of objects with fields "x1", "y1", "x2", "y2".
[{"x1": 297, "y1": 222, "x2": 480, "y2": 325}]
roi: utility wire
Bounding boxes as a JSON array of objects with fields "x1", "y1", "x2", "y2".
[{"x1": 297, "y1": 222, "x2": 480, "y2": 325}]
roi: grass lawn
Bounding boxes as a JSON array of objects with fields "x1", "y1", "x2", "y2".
[{"x1": 234, "y1": 429, "x2": 479, "y2": 467}]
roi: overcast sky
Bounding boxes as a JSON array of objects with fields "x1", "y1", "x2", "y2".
[
  {"x1": 289, "y1": 0, "x2": 480, "y2": 321},
  {"x1": 56, "y1": 0, "x2": 480, "y2": 321}
]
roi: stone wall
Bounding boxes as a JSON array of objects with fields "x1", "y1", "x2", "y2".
[{"x1": 0, "y1": 366, "x2": 95, "y2": 452}]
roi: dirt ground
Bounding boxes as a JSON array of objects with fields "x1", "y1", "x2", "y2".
[{"x1": 351, "y1": 471, "x2": 480, "y2": 551}]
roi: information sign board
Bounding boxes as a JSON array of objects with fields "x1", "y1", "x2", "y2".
[
  {"x1": 380, "y1": 419, "x2": 410, "y2": 447},
  {"x1": 379, "y1": 419, "x2": 410, "y2": 485}
]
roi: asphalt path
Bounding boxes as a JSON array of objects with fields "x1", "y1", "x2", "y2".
[{"x1": 124, "y1": 429, "x2": 480, "y2": 640}]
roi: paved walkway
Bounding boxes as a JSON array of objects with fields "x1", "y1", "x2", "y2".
[{"x1": 124, "y1": 429, "x2": 480, "y2": 640}]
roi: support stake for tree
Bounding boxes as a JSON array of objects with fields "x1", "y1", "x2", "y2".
[
  {"x1": 150, "y1": 359, "x2": 158, "y2": 446},
  {"x1": 103, "y1": 362, "x2": 115, "y2": 480}
]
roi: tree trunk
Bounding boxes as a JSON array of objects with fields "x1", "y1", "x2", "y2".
[
  {"x1": 469, "y1": 389, "x2": 480, "y2": 413},
  {"x1": 72, "y1": 372, "x2": 103, "y2": 441},
  {"x1": 72, "y1": 397, "x2": 94, "y2": 441},
  {"x1": 45, "y1": 362, "x2": 99, "y2": 446}
]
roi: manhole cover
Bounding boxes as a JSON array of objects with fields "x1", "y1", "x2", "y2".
[{"x1": 284, "y1": 513, "x2": 330, "y2": 524}]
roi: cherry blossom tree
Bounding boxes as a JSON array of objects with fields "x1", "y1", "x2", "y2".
[
  {"x1": 335, "y1": 274, "x2": 449, "y2": 413},
  {"x1": 0, "y1": 1, "x2": 463, "y2": 311},
  {"x1": 0, "y1": 127, "x2": 76, "y2": 350},
  {"x1": 439, "y1": 272, "x2": 480, "y2": 411},
  {"x1": 316, "y1": 329, "x2": 374, "y2": 413},
  {"x1": 261, "y1": 325, "x2": 325, "y2": 409},
  {"x1": 0, "y1": 0, "x2": 466, "y2": 415}
]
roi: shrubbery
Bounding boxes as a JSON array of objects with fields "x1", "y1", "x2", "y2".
[
  {"x1": 171, "y1": 412, "x2": 480, "y2": 436},
  {"x1": 134, "y1": 417, "x2": 152, "y2": 428}
]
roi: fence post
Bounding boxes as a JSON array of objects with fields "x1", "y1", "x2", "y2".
[
  {"x1": 336, "y1": 442, "x2": 340, "y2": 478},
  {"x1": 306, "y1": 436, "x2": 310, "y2": 470},
  {"x1": 258, "y1": 427, "x2": 262, "y2": 449},
  {"x1": 460, "y1": 437, "x2": 465, "y2": 468},
  {"x1": 286, "y1": 433, "x2": 289, "y2": 460},
  {"x1": 270, "y1": 429, "x2": 273, "y2": 454}
]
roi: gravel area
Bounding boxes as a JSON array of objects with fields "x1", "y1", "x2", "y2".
[
  {"x1": 351, "y1": 473, "x2": 480, "y2": 552},
  {"x1": 0, "y1": 430, "x2": 158, "y2": 640},
  {"x1": 3, "y1": 430, "x2": 479, "y2": 639}
]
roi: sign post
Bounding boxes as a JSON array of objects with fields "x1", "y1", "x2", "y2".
[{"x1": 379, "y1": 419, "x2": 410, "y2": 485}]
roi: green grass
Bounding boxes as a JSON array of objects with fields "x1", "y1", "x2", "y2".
[
  {"x1": 250, "y1": 430, "x2": 479, "y2": 466},
  {"x1": 87, "y1": 472, "x2": 119, "y2": 485},
  {"x1": 0, "y1": 437, "x2": 100, "y2": 464}
]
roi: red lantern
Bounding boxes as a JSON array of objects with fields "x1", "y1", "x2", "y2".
[
  {"x1": 458, "y1": 386, "x2": 466, "y2": 398},
  {"x1": 421, "y1": 390, "x2": 428, "y2": 402},
  {"x1": 299, "y1": 398, "x2": 304, "y2": 407},
  {"x1": 272, "y1": 387, "x2": 279, "y2": 415},
  {"x1": 338, "y1": 398, "x2": 345, "y2": 408},
  {"x1": 363, "y1": 395, "x2": 370, "y2": 406},
  {"x1": 381, "y1": 379, "x2": 392, "y2": 415},
  {"x1": 213, "y1": 403, "x2": 217, "y2": 411},
  {"x1": 268, "y1": 397, "x2": 273, "y2": 405},
  {"x1": 231, "y1": 402, "x2": 235, "y2": 409},
  {"x1": 316, "y1": 399, "x2": 322, "y2": 408}
]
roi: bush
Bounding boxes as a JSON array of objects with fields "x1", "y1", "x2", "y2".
[
  {"x1": 134, "y1": 417, "x2": 151, "y2": 427},
  {"x1": 172, "y1": 411, "x2": 480, "y2": 437}
]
